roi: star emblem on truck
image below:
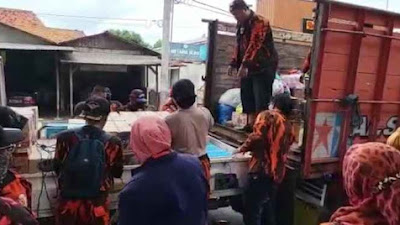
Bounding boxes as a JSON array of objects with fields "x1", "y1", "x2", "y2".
[{"x1": 313, "y1": 119, "x2": 333, "y2": 155}]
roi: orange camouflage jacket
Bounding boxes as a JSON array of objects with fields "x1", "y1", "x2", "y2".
[
  {"x1": 230, "y1": 11, "x2": 278, "y2": 72},
  {"x1": 54, "y1": 126, "x2": 123, "y2": 194},
  {"x1": 0, "y1": 170, "x2": 31, "y2": 209},
  {"x1": 239, "y1": 110, "x2": 294, "y2": 184},
  {"x1": 0, "y1": 197, "x2": 38, "y2": 225}
]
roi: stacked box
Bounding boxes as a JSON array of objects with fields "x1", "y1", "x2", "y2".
[
  {"x1": 11, "y1": 151, "x2": 29, "y2": 174},
  {"x1": 11, "y1": 107, "x2": 38, "y2": 152},
  {"x1": 231, "y1": 112, "x2": 247, "y2": 129}
]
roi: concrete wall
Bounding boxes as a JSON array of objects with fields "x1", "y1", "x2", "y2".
[
  {"x1": 0, "y1": 24, "x2": 48, "y2": 44},
  {"x1": 257, "y1": 0, "x2": 315, "y2": 32}
]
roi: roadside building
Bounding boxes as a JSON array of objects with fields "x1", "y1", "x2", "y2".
[
  {"x1": 0, "y1": 7, "x2": 82, "y2": 116},
  {"x1": 257, "y1": 0, "x2": 315, "y2": 33},
  {"x1": 0, "y1": 7, "x2": 160, "y2": 117},
  {"x1": 60, "y1": 32, "x2": 160, "y2": 116},
  {"x1": 150, "y1": 36, "x2": 207, "y2": 104}
]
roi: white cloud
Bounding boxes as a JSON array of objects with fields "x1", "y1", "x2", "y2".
[
  {"x1": 2, "y1": 0, "x2": 397, "y2": 45},
  {"x1": 0, "y1": 0, "x2": 256, "y2": 44}
]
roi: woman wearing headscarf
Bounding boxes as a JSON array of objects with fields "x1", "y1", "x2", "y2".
[
  {"x1": 322, "y1": 142, "x2": 400, "y2": 225},
  {"x1": 387, "y1": 127, "x2": 400, "y2": 150},
  {"x1": 118, "y1": 116, "x2": 208, "y2": 225}
]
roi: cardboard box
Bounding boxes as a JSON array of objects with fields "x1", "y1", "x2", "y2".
[
  {"x1": 11, "y1": 107, "x2": 38, "y2": 150},
  {"x1": 292, "y1": 88, "x2": 305, "y2": 99},
  {"x1": 231, "y1": 112, "x2": 248, "y2": 129},
  {"x1": 11, "y1": 152, "x2": 29, "y2": 174}
]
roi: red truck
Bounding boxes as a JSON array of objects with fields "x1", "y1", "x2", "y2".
[{"x1": 204, "y1": 0, "x2": 400, "y2": 223}]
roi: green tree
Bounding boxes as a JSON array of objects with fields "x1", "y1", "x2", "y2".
[
  {"x1": 109, "y1": 29, "x2": 150, "y2": 48},
  {"x1": 153, "y1": 39, "x2": 162, "y2": 49}
]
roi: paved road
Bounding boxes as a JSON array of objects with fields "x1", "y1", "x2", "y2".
[{"x1": 209, "y1": 207, "x2": 244, "y2": 225}]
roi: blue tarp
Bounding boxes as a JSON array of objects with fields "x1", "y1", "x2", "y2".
[{"x1": 206, "y1": 143, "x2": 232, "y2": 158}]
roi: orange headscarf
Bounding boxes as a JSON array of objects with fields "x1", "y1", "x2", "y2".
[
  {"x1": 387, "y1": 127, "x2": 400, "y2": 150},
  {"x1": 330, "y1": 143, "x2": 400, "y2": 225},
  {"x1": 130, "y1": 116, "x2": 172, "y2": 164}
]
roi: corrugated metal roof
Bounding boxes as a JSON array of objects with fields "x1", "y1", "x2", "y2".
[
  {"x1": 0, "y1": 42, "x2": 74, "y2": 51},
  {"x1": 60, "y1": 52, "x2": 161, "y2": 66}
]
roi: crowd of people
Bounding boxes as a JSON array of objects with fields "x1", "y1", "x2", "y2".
[
  {"x1": 74, "y1": 85, "x2": 147, "y2": 117},
  {"x1": 55, "y1": 79, "x2": 213, "y2": 225}
]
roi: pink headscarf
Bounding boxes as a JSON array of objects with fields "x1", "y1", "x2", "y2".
[{"x1": 130, "y1": 116, "x2": 172, "y2": 163}]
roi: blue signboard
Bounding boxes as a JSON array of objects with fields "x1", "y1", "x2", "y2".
[{"x1": 170, "y1": 42, "x2": 207, "y2": 62}]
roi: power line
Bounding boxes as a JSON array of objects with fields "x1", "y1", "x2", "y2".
[
  {"x1": 38, "y1": 14, "x2": 203, "y2": 29},
  {"x1": 37, "y1": 12, "x2": 160, "y2": 22},
  {"x1": 178, "y1": 1, "x2": 232, "y2": 17},
  {"x1": 192, "y1": 0, "x2": 230, "y2": 14}
]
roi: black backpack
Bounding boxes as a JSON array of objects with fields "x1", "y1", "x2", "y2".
[{"x1": 59, "y1": 129, "x2": 110, "y2": 199}]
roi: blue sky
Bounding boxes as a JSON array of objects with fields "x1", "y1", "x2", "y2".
[{"x1": 0, "y1": 0, "x2": 398, "y2": 45}]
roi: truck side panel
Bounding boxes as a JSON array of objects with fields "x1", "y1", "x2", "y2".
[{"x1": 304, "y1": 0, "x2": 400, "y2": 177}]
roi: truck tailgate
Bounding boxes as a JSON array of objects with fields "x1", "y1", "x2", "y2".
[{"x1": 305, "y1": 0, "x2": 400, "y2": 177}]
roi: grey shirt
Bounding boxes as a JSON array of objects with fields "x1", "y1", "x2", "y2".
[{"x1": 165, "y1": 106, "x2": 214, "y2": 157}]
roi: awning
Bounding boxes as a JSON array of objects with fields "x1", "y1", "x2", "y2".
[
  {"x1": 60, "y1": 52, "x2": 161, "y2": 66},
  {"x1": 0, "y1": 43, "x2": 74, "y2": 51}
]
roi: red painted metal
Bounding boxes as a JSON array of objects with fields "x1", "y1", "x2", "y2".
[
  {"x1": 321, "y1": 28, "x2": 400, "y2": 40},
  {"x1": 303, "y1": 0, "x2": 400, "y2": 178},
  {"x1": 337, "y1": 9, "x2": 365, "y2": 162},
  {"x1": 368, "y1": 18, "x2": 394, "y2": 141},
  {"x1": 303, "y1": 2, "x2": 330, "y2": 177},
  {"x1": 274, "y1": 0, "x2": 400, "y2": 178},
  {"x1": 312, "y1": 99, "x2": 400, "y2": 104}
]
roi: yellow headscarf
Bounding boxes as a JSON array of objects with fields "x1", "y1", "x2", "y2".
[{"x1": 387, "y1": 127, "x2": 400, "y2": 150}]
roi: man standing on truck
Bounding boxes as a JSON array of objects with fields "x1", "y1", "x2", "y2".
[
  {"x1": 54, "y1": 96, "x2": 123, "y2": 225},
  {"x1": 234, "y1": 93, "x2": 294, "y2": 225},
  {"x1": 228, "y1": 0, "x2": 278, "y2": 130}
]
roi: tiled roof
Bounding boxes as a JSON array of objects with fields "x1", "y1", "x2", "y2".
[{"x1": 0, "y1": 7, "x2": 84, "y2": 44}]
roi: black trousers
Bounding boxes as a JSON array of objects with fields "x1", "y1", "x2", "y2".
[
  {"x1": 240, "y1": 68, "x2": 275, "y2": 114},
  {"x1": 243, "y1": 174, "x2": 278, "y2": 225}
]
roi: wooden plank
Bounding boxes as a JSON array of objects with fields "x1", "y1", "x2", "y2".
[
  {"x1": 354, "y1": 72, "x2": 378, "y2": 100},
  {"x1": 321, "y1": 52, "x2": 349, "y2": 72},
  {"x1": 330, "y1": 4, "x2": 358, "y2": 22},
  {"x1": 304, "y1": 2, "x2": 330, "y2": 177},
  {"x1": 368, "y1": 18, "x2": 394, "y2": 140},
  {"x1": 365, "y1": 11, "x2": 388, "y2": 27},
  {"x1": 383, "y1": 75, "x2": 400, "y2": 101},
  {"x1": 357, "y1": 56, "x2": 379, "y2": 74},
  {"x1": 337, "y1": 8, "x2": 365, "y2": 162},
  {"x1": 386, "y1": 40, "x2": 400, "y2": 76},
  {"x1": 318, "y1": 71, "x2": 347, "y2": 99},
  {"x1": 359, "y1": 35, "x2": 384, "y2": 57}
]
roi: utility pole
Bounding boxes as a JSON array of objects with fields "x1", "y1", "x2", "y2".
[
  {"x1": 160, "y1": 0, "x2": 173, "y2": 106},
  {"x1": 386, "y1": 0, "x2": 389, "y2": 10},
  {"x1": 0, "y1": 56, "x2": 6, "y2": 106}
]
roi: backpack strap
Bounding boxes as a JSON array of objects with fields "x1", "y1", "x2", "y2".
[
  {"x1": 98, "y1": 132, "x2": 112, "y2": 145},
  {"x1": 73, "y1": 127, "x2": 111, "y2": 143}
]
